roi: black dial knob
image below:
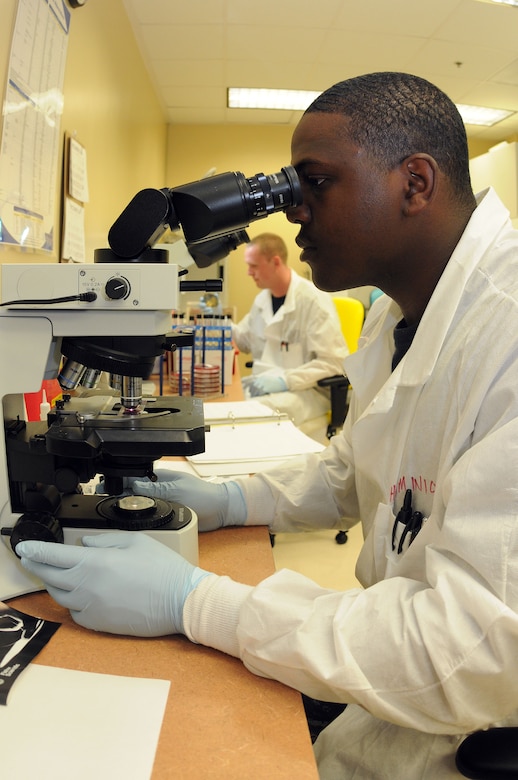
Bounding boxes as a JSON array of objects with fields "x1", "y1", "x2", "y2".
[
  {"x1": 10, "y1": 512, "x2": 64, "y2": 556},
  {"x1": 105, "y1": 276, "x2": 130, "y2": 300}
]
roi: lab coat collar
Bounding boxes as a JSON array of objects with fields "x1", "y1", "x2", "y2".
[
  {"x1": 398, "y1": 187, "x2": 509, "y2": 386},
  {"x1": 344, "y1": 305, "x2": 398, "y2": 411},
  {"x1": 254, "y1": 287, "x2": 274, "y2": 317},
  {"x1": 254, "y1": 269, "x2": 300, "y2": 318},
  {"x1": 346, "y1": 188, "x2": 511, "y2": 402},
  {"x1": 274, "y1": 269, "x2": 300, "y2": 316}
]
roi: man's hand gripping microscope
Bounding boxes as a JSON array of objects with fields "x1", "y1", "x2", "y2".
[{"x1": 0, "y1": 167, "x2": 301, "y2": 598}]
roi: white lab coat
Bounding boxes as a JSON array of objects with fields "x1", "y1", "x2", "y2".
[
  {"x1": 184, "y1": 188, "x2": 518, "y2": 778},
  {"x1": 232, "y1": 270, "x2": 348, "y2": 423}
]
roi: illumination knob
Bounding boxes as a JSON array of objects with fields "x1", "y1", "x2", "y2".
[{"x1": 105, "y1": 276, "x2": 130, "y2": 300}]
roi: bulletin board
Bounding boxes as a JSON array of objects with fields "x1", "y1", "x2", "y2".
[{"x1": 0, "y1": 0, "x2": 71, "y2": 252}]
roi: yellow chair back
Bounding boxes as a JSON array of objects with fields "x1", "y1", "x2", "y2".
[{"x1": 332, "y1": 297, "x2": 364, "y2": 354}]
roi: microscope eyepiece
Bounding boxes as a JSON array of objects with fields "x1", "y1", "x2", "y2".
[
  {"x1": 107, "y1": 166, "x2": 301, "y2": 262},
  {"x1": 170, "y1": 166, "x2": 302, "y2": 244}
]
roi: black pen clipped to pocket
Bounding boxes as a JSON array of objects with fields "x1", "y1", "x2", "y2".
[{"x1": 391, "y1": 489, "x2": 424, "y2": 554}]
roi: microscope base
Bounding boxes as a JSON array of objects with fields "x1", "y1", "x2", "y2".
[
  {"x1": 57, "y1": 493, "x2": 199, "y2": 564},
  {"x1": 62, "y1": 515, "x2": 199, "y2": 565},
  {"x1": 1, "y1": 494, "x2": 199, "y2": 578}
]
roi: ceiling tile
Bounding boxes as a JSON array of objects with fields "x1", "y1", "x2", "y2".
[
  {"x1": 123, "y1": 0, "x2": 226, "y2": 25},
  {"x1": 225, "y1": 60, "x2": 313, "y2": 90},
  {"x1": 332, "y1": 0, "x2": 465, "y2": 36},
  {"x1": 226, "y1": 0, "x2": 344, "y2": 27},
  {"x1": 407, "y1": 39, "x2": 518, "y2": 81},
  {"x1": 225, "y1": 25, "x2": 327, "y2": 61},
  {"x1": 138, "y1": 24, "x2": 225, "y2": 60},
  {"x1": 435, "y1": 0, "x2": 518, "y2": 50},
  {"x1": 315, "y1": 30, "x2": 427, "y2": 72},
  {"x1": 493, "y1": 58, "x2": 518, "y2": 86}
]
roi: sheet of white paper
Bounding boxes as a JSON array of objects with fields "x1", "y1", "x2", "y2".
[
  {"x1": 186, "y1": 419, "x2": 324, "y2": 477},
  {"x1": 69, "y1": 136, "x2": 90, "y2": 202},
  {"x1": 62, "y1": 196, "x2": 86, "y2": 263},
  {"x1": 0, "y1": 664, "x2": 170, "y2": 780}
]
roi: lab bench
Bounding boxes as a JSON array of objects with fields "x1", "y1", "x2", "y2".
[{"x1": 8, "y1": 525, "x2": 318, "y2": 779}]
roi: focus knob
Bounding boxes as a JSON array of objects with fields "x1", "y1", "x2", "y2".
[
  {"x1": 10, "y1": 512, "x2": 64, "y2": 556},
  {"x1": 105, "y1": 276, "x2": 130, "y2": 300}
]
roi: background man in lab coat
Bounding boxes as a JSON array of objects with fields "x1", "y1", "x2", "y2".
[
  {"x1": 233, "y1": 232, "x2": 348, "y2": 425},
  {"x1": 17, "y1": 72, "x2": 518, "y2": 779}
]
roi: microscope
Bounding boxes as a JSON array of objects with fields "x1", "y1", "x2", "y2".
[{"x1": 0, "y1": 166, "x2": 301, "y2": 599}]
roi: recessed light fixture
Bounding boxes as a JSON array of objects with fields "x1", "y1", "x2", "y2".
[
  {"x1": 456, "y1": 103, "x2": 514, "y2": 126},
  {"x1": 227, "y1": 88, "x2": 321, "y2": 111},
  {"x1": 228, "y1": 88, "x2": 514, "y2": 127}
]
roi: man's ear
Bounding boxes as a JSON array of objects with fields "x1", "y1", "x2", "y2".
[{"x1": 402, "y1": 154, "x2": 437, "y2": 216}]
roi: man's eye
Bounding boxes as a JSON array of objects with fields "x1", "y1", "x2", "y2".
[{"x1": 307, "y1": 176, "x2": 327, "y2": 188}]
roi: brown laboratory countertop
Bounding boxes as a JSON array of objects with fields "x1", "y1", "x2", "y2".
[{"x1": 8, "y1": 526, "x2": 318, "y2": 780}]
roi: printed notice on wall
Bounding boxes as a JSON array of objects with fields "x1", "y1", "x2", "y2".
[
  {"x1": 62, "y1": 196, "x2": 86, "y2": 263},
  {"x1": 0, "y1": 0, "x2": 71, "y2": 252},
  {"x1": 68, "y1": 136, "x2": 89, "y2": 203}
]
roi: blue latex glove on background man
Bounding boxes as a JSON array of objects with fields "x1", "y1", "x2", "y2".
[
  {"x1": 16, "y1": 532, "x2": 210, "y2": 636},
  {"x1": 246, "y1": 374, "x2": 287, "y2": 397},
  {"x1": 122, "y1": 471, "x2": 247, "y2": 532}
]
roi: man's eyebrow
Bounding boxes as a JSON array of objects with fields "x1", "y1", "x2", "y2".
[
  {"x1": 293, "y1": 159, "x2": 319, "y2": 169},
  {"x1": 293, "y1": 158, "x2": 334, "y2": 172}
]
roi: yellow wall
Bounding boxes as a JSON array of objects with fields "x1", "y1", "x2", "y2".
[{"x1": 0, "y1": 0, "x2": 166, "y2": 265}]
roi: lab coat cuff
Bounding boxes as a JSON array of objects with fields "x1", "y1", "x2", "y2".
[
  {"x1": 235, "y1": 476, "x2": 276, "y2": 527},
  {"x1": 183, "y1": 573, "x2": 253, "y2": 657}
]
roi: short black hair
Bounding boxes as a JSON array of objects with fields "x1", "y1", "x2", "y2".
[{"x1": 306, "y1": 72, "x2": 474, "y2": 202}]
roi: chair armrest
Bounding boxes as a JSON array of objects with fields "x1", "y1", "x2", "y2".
[
  {"x1": 317, "y1": 374, "x2": 350, "y2": 437},
  {"x1": 456, "y1": 728, "x2": 518, "y2": 779},
  {"x1": 317, "y1": 374, "x2": 349, "y2": 389}
]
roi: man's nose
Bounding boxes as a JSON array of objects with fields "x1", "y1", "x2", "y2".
[{"x1": 285, "y1": 201, "x2": 310, "y2": 224}]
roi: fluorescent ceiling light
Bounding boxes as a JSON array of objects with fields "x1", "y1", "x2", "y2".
[
  {"x1": 227, "y1": 87, "x2": 321, "y2": 111},
  {"x1": 473, "y1": 0, "x2": 518, "y2": 7},
  {"x1": 228, "y1": 87, "x2": 514, "y2": 127},
  {"x1": 456, "y1": 103, "x2": 514, "y2": 126}
]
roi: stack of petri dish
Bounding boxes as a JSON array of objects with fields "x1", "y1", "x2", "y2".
[
  {"x1": 169, "y1": 372, "x2": 191, "y2": 396},
  {"x1": 193, "y1": 364, "x2": 221, "y2": 397}
]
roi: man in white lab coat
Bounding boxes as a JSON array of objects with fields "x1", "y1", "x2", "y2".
[
  {"x1": 233, "y1": 232, "x2": 348, "y2": 425},
  {"x1": 17, "y1": 72, "x2": 518, "y2": 779}
]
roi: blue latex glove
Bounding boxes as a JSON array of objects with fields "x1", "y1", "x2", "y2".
[
  {"x1": 247, "y1": 375, "x2": 287, "y2": 397},
  {"x1": 125, "y1": 471, "x2": 247, "y2": 532},
  {"x1": 16, "y1": 532, "x2": 209, "y2": 637}
]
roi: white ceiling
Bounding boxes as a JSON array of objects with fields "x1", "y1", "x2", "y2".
[{"x1": 122, "y1": 0, "x2": 518, "y2": 144}]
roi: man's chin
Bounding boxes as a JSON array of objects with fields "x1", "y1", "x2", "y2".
[
  {"x1": 302, "y1": 258, "x2": 351, "y2": 292},
  {"x1": 308, "y1": 267, "x2": 339, "y2": 292}
]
